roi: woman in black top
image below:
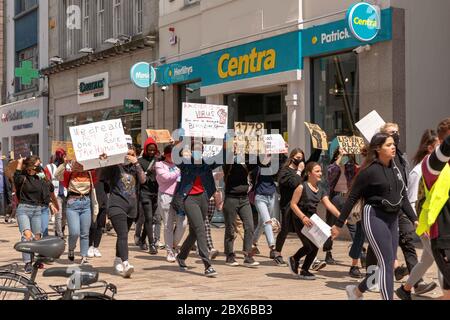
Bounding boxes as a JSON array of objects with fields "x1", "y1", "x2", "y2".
[
  {"x1": 14, "y1": 156, "x2": 58, "y2": 273},
  {"x1": 331, "y1": 133, "x2": 418, "y2": 300},
  {"x1": 288, "y1": 162, "x2": 341, "y2": 280},
  {"x1": 99, "y1": 147, "x2": 146, "y2": 278}
]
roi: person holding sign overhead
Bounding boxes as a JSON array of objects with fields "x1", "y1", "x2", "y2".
[{"x1": 98, "y1": 146, "x2": 146, "y2": 278}]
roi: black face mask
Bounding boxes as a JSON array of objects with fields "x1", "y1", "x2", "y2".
[
  {"x1": 392, "y1": 133, "x2": 400, "y2": 146},
  {"x1": 292, "y1": 158, "x2": 303, "y2": 166}
]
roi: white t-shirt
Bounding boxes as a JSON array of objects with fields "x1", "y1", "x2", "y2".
[{"x1": 407, "y1": 162, "x2": 422, "y2": 215}]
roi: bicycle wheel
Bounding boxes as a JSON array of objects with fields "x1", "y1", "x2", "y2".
[{"x1": 0, "y1": 271, "x2": 45, "y2": 300}]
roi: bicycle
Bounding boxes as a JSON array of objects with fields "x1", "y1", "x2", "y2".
[{"x1": 0, "y1": 237, "x2": 117, "y2": 300}]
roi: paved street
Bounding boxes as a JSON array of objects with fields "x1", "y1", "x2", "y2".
[{"x1": 0, "y1": 220, "x2": 442, "y2": 300}]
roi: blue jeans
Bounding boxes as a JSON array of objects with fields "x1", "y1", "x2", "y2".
[
  {"x1": 66, "y1": 197, "x2": 92, "y2": 257},
  {"x1": 16, "y1": 203, "x2": 42, "y2": 263},
  {"x1": 349, "y1": 221, "x2": 366, "y2": 260},
  {"x1": 253, "y1": 194, "x2": 276, "y2": 248},
  {"x1": 41, "y1": 206, "x2": 50, "y2": 237}
]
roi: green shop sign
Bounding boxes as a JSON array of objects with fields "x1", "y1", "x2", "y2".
[{"x1": 124, "y1": 99, "x2": 144, "y2": 113}]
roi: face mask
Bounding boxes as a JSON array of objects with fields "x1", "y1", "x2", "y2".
[
  {"x1": 192, "y1": 151, "x2": 203, "y2": 161},
  {"x1": 392, "y1": 133, "x2": 400, "y2": 146},
  {"x1": 292, "y1": 158, "x2": 303, "y2": 166},
  {"x1": 37, "y1": 172, "x2": 46, "y2": 180}
]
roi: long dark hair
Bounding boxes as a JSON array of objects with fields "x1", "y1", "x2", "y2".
[
  {"x1": 412, "y1": 129, "x2": 438, "y2": 166},
  {"x1": 359, "y1": 133, "x2": 392, "y2": 172},
  {"x1": 283, "y1": 148, "x2": 305, "y2": 168}
]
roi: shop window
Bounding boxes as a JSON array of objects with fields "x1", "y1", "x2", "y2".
[
  {"x1": 13, "y1": 134, "x2": 39, "y2": 159},
  {"x1": 177, "y1": 82, "x2": 205, "y2": 128},
  {"x1": 82, "y1": 0, "x2": 90, "y2": 48},
  {"x1": 15, "y1": 45, "x2": 39, "y2": 93},
  {"x1": 113, "y1": 0, "x2": 123, "y2": 38},
  {"x1": 134, "y1": 0, "x2": 143, "y2": 35}
]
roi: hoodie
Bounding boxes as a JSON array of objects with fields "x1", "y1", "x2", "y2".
[{"x1": 138, "y1": 137, "x2": 160, "y2": 195}]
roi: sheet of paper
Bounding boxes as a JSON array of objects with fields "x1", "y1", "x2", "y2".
[
  {"x1": 301, "y1": 214, "x2": 332, "y2": 248},
  {"x1": 355, "y1": 110, "x2": 386, "y2": 142},
  {"x1": 182, "y1": 103, "x2": 228, "y2": 139}
]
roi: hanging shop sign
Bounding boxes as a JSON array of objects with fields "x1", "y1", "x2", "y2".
[
  {"x1": 78, "y1": 72, "x2": 110, "y2": 104},
  {"x1": 346, "y1": 2, "x2": 381, "y2": 42},
  {"x1": 124, "y1": 99, "x2": 144, "y2": 113},
  {"x1": 130, "y1": 62, "x2": 156, "y2": 88}
]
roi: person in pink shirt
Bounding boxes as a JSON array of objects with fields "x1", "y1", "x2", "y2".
[{"x1": 155, "y1": 144, "x2": 186, "y2": 262}]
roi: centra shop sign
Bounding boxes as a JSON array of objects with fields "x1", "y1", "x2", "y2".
[{"x1": 78, "y1": 72, "x2": 110, "y2": 104}]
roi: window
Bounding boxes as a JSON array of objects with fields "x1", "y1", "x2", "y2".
[
  {"x1": 113, "y1": 0, "x2": 122, "y2": 38},
  {"x1": 15, "y1": 45, "x2": 38, "y2": 93},
  {"x1": 134, "y1": 0, "x2": 143, "y2": 34},
  {"x1": 82, "y1": 0, "x2": 90, "y2": 48},
  {"x1": 65, "y1": 0, "x2": 76, "y2": 56},
  {"x1": 97, "y1": 0, "x2": 105, "y2": 44},
  {"x1": 15, "y1": 0, "x2": 37, "y2": 15}
]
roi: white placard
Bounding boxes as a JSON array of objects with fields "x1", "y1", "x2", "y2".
[
  {"x1": 78, "y1": 72, "x2": 109, "y2": 104},
  {"x1": 301, "y1": 214, "x2": 332, "y2": 248},
  {"x1": 262, "y1": 134, "x2": 288, "y2": 154},
  {"x1": 203, "y1": 145, "x2": 223, "y2": 158},
  {"x1": 355, "y1": 110, "x2": 386, "y2": 142},
  {"x1": 69, "y1": 119, "x2": 128, "y2": 170},
  {"x1": 181, "y1": 103, "x2": 228, "y2": 139}
]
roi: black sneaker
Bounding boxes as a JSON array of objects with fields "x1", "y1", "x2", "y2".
[
  {"x1": 176, "y1": 256, "x2": 188, "y2": 270},
  {"x1": 140, "y1": 242, "x2": 149, "y2": 251},
  {"x1": 395, "y1": 285, "x2": 412, "y2": 300},
  {"x1": 149, "y1": 244, "x2": 158, "y2": 255},
  {"x1": 349, "y1": 266, "x2": 364, "y2": 278},
  {"x1": 243, "y1": 256, "x2": 260, "y2": 268},
  {"x1": 394, "y1": 265, "x2": 409, "y2": 281},
  {"x1": 274, "y1": 255, "x2": 287, "y2": 266},
  {"x1": 325, "y1": 251, "x2": 337, "y2": 265},
  {"x1": 287, "y1": 256, "x2": 299, "y2": 276},
  {"x1": 68, "y1": 250, "x2": 75, "y2": 262},
  {"x1": 205, "y1": 266, "x2": 218, "y2": 277},
  {"x1": 414, "y1": 281, "x2": 438, "y2": 295},
  {"x1": 24, "y1": 263, "x2": 33, "y2": 274},
  {"x1": 299, "y1": 270, "x2": 316, "y2": 280},
  {"x1": 269, "y1": 249, "x2": 277, "y2": 259},
  {"x1": 226, "y1": 255, "x2": 239, "y2": 267}
]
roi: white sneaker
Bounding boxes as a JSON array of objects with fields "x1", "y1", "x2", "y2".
[
  {"x1": 114, "y1": 257, "x2": 124, "y2": 275},
  {"x1": 122, "y1": 261, "x2": 135, "y2": 278},
  {"x1": 87, "y1": 246, "x2": 95, "y2": 258},
  {"x1": 93, "y1": 248, "x2": 102, "y2": 257},
  {"x1": 311, "y1": 259, "x2": 327, "y2": 271},
  {"x1": 346, "y1": 285, "x2": 363, "y2": 300},
  {"x1": 167, "y1": 251, "x2": 176, "y2": 263}
]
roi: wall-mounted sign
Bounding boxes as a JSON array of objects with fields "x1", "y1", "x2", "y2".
[
  {"x1": 78, "y1": 72, "x2": 109, "y2": 104},
  {"x1": 346, "y1": 2, "x2": 381, "y2": 42},
  {"x1": 1, "y1": 109, "x2": 39, "y2": 123},
  {"x1": 130, "y1": 62, "x2": 156, "y2": 88},
  {"x1": 124, "y1": 99, "x2": 144, "y2": 113}
]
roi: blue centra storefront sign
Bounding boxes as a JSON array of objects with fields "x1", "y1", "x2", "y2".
[{"x1": 157, "y1": 5, "x2": 392, "y2": 87}]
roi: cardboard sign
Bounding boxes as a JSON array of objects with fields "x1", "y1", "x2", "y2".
[
  {"x1": 234, "y1": 122, "x2": 265, "y2": 154},
  {"x1": 262, "y1": 134, "x2": 288, "y2": 154},
  {"x1": 301, "y1": 214, "x2": 331, "y2": 248},
  {"x1": 69, "y1": 119, "x2": 128, "y2": 170},
  {"x1": 146, "y1": 129, "x2": 173, "y2": 144},
  {"x1": 52, "y1": 141, "x2": 76, "y2": 160},
  {"x1": 337, "y1": 136, "x2": 366, "y2": 155},
  {"x1": 355, "y1": 110, "x2": 386, "y2": 142},
  {"x1": 182, "y1": 103, "x2": 228, "y2": 139},
  {"x1": 203, "y1": 145, "x2": 223, "y2": 158},
  {"x1": 305, "y1": 122, "x2": 328, "y2": 150}
]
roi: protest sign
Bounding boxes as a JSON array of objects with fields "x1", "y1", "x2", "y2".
[
  {"x1": 234, "y1": 122, "x2": 265, "y2": 154},
  {"x1": 301, "y1": 214, "x2": 332, "y2": 248},
  {"x1": 182, "y1": 103, "x2": 228, "y2": 139},
  {"x1": 146, "y1": 129, "x2": 173, "y2": 144},
  {"x1": 203, "y1": 144, "x2": 223, "y2": 158},
  {"x1": 69, "y1": 119, "x2": 128, "y2": 170},
  {"x1": 337, "y1": 136, "x2": 366, "y2": 155},
  {"x1": 262, "y1": 134, "x2": 288, "y2": 154},
  {"x1": 355, "y1": 110, "x2": 386, "y2": 142},
  {"x1": 52, "y1": 141, "x2": 76, "y2": 160},
  {"x1": 304, "y1": 123, "x2": 328, "y2": 150}
]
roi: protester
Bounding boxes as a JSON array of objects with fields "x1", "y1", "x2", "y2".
[
  {"x1": 99, "y1": 146, "x2": 146, "y2": 278},
  {"x1": 331, "y1": 133, "x2": 418, "y2": 300},
  {"x1": 88, "y1": 174, "x2": 109, "y2": 258},
  {"x1": 288, "y1": 162, "x2": 341, "y2": 280},
  {"x1": 205, "y1": 170, "x2": 223, "y2": 260}
]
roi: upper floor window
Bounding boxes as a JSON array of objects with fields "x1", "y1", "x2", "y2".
[
  {"x1": 82, "y1": 0, "x2": 90, "y2": 48},
  {"x1": 15, "y1": 46, "x2": 39, "y2": 93},
  {"x1": 97, "y1": 0, "x2": 105, "y2": 43},
  {"x1": 113, "y1": 0, "x2": 122, "y2": 38},
  {"x1": 15, "y1": 0, "x2": 37, "y2": 15},
  {"x1": 134, "y1": 0, "x2": 143, "y2": 34},
  {"x1": 65, "y1": 0, "x2": 77, "y2": 56}
]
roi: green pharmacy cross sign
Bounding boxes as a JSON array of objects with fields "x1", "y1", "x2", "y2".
[{"x1": 15, "y1": 61, "x2": 39, "y2": 85}]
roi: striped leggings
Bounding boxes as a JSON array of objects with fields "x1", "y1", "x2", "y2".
[{"x1": 358, "y1": 205, "x2": 399, "y2": 300}]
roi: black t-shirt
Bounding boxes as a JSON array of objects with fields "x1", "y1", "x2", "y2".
[
  {"x1": 297, "y1": 181, "x2": 327, "y2": 218},
  {"x1": 14, "y1": 171, "x2": 54, "y2": 206},
  {"x1": 138, "y1": 156, "x2": 159, "y2": 196},
  {"x1": 278, "y1": 166, "x2": 303, "y2": 211},
  {"x1": 223, "y1": 163, "x2": 249, "y2": 196}
]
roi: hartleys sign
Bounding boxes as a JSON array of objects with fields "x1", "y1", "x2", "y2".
[
  {"x1": 1, "y1": 109, "x2": 40, "y2": 123},
  {"x1": 78, "y1": 72, "x2": 110, "y2": 104}
]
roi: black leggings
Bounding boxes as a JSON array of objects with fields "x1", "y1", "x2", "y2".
[
  {"x1": 431, "y1": 242, "x2": 450, "y2": 290},
  {"x1": 139, "y1": 194, "x2": 159, "y2": 245},
  {"x1": 109, "y1": 210, "x2": 134, "y2": 262},
  {"x1": 292, "y1": 215, "x2": 319, "y2": 272},
  {"x1": 89, "y1": 205, "x2": 107, "y2": 248},
  {"x1": 275, "y1": 207, "x2": 290, "y2": 253}
]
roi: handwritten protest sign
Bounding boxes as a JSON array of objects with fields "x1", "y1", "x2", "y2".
[
  {"x1": 52, "y1": 141, "x2": 76, "y2": 160},
  {"x1": 355, "y1": 110, "x2": 386, "y2": 142},
  {"x1": 234, "y1": 122, "x2": 265, "y2": 154},
  {"x1": 203, "y1": 145, "x2": 223, "y2": 158},
  {"x1": 69, "y1": 119, "x2": 128, "y2": 170},
  {"x1": 182, "y1": 103, "x2": 228, "y2": 139},
  {"x1": 262, "y1": 134, "x2": 288, "y2": 154},
  {"x1": 146, "y1": 129, "x2": 172, "y2": 144},
  {"x1": 305, "y1": 123, "x2": 328, "y2": 150},
  {"x1": 337, "y1": 136, "x2": 366, "y2": 155}
]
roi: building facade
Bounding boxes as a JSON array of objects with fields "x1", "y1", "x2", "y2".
[
  {"x1": 157, "y1": 0, "x2": 450, "y2": 159},
  {"x1": 0, "y1": 0, "x2": 49, "y2": 160},
  {"x1": 42, "y1": 0, "x2": 158, "y2": 153}
]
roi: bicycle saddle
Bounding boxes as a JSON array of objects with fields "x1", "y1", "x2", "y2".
[
  {"x1": 43, "y1": 266, "x2": 99, "y2": 286},
  {"x1": 14, "y1": 237, "x2": 65, "y2": 259}
]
